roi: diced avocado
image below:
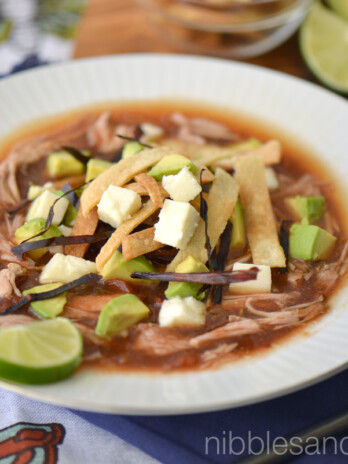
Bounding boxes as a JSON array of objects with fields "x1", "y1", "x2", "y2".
[
  {"x1": 100, "y1": 250, "x2": 156, "y2": 282},
  {"x1": 228, "y1": 138, "x2": 262, "y2": 152},
  {"x1": 15, "y1": 218, "x2": 62, "y2": 260},
  {"x1": 147, "y1": 154, "x2": 199, "y2": 181},
  {"x1": 96, "y1": 294, "x2": 150, "y2": 338},
  {"x1": 85, "y1": 158, "x2": 113, "y2": 182},
  {"x1": 121, "y1": 141, "x2": 144, "y2": 159},
  {"x1": 230, "y1": 201, "x2": 246, "y2": 250},
  {"x1": 47, "y1": 150, "x2": 88, "y2": 178},
  {"x1": 63, "y1": 203, "x2": 78, "y2": 227},
  {"x1": 286, "y1": 195, "x2": 325, "y2": 224},
  {"x1": 27, "y1": 185, "x2": 45, "y2": 201},
  {"x1": 289, "y1": 223, "x2": 336, "y2": 261},
  {"x1": 165, "y1": 255, "x2": 208, "y2": 300},
  {"x1": 23, "y1": 283, "x2": 67, "y2": 319}
]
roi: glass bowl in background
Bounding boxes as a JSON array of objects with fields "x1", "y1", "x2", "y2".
[{"x1": 135, "y1": 0, "x2": 312, "y2": 58}]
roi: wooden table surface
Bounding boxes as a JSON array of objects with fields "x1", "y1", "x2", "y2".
[{"x1": 74, "y1": 0, "x2": 315, "y2": 82}]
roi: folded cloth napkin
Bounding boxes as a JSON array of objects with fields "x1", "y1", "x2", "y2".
[
  {"x1": 0, "y1": 387, "x2": 160, "y2": 464},
  {"x1": 0, "y1": 0, "x2": 87, "y2": 75},
  {"x1": 75, "y1": 367, "x2": 348, "y2": 464}
]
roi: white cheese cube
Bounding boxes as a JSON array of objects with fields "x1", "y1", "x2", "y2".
[
  {"x1": 154, "y1": 199, "x2": 199, "y2": 249},
  {"x1": 162, "y1": 166, "x2": 202, "y2": 202},
  {"x1": 27, "y1": 182, "x2": 55, "y2": 201},
  {"x1": 40, "y1": 253, "x2": 97, "y2": 284},
  {"x1": 97, "y1": 185, "x2": 142, "y2": 228},
  {"x1": 159, "y1": 296, "x2": 206, "y2": 327},
  {"x1": 229, "y1": 263, "x2": 271, "y2": 294},
  {"x1": 27, "y1": 190, "x2": 69, "y2": 225},
  {"x1": 140, "y1": 123, "x2": 163, "y2": 142},
  {"x1": 58, "y1": 225, "x2": 72, "y2": 236},
  {"x1": 265, "y1": 167, "x2": 279, "y2": 191}
]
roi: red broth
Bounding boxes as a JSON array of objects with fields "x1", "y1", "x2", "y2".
[{"x1": 0, "y1": 101, "x2": 347, "y2": 373}]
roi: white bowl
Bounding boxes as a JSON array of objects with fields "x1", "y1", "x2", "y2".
[{"x1": 0, "y1": 54, "x2": 348, "y2": 414}]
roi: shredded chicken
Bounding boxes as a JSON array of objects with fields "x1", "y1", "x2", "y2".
[
  {"x1": 74, "y1": 322, "x2": 109, "y2": 347},
  {"x1": 200, "y1": 343, "x2": 238, "y2": 368},
  {"x1": 190, "y1": 317, "x2": 260, "y2": 347},
  {"x1": 245, "y1": 296, "x2": 325, "y2": 330},
  {"x1": 0, "y1": 213, "x2": 37, "y2": 269},
  {"x1": 272, "y1": 174, "x2": 327, "y2": 199},
  {"x1": 133, "y1": 323, "x2": 190, "y2": 356},
  {"x1": 0, "y1": 314, "x2": 33, "y2": 327},
  {"x1": 171, "y1": 112, "x2": 238, "y2": 144},
  {"x1": 0, "y1": 263, "x2": 25, "y2": 298},
  {"x1": 0, "y1": 115, "x2": 94, "y2": 207},
  {"x1": 87, "y1": 112, "x2": 134, "y2": 153}
]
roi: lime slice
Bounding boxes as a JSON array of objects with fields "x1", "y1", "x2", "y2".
[
  {"x1": 299, "y1": 2, "x2": 348, "y2": 94},
  {"x1": 327, "y1": 0, "x2": 348, "y2": 21},
  {"x1": 0, "y1": 318, "x2": 83, "y2": 384}
]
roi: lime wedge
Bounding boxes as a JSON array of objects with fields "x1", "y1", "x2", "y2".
[
  {"x1": 299, "y1": 2, "x2": 348, "y2": 94},
  {"x1": 327, "y1": 0, "x2": 348, "y2": 21},
  {"x1": 0, "y1": 318, "x2": 82, "y2": 384}
]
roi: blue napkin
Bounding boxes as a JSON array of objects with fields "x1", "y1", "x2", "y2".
[
  {"x1": 76, "y1": 367, "x2": 348, "y2": 463},
  {"x1": 0, "y1": 54, "x2": 46, "y2": 79}
]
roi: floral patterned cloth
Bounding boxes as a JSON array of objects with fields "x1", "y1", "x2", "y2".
[{"x1": 0, "y1": 0, "x2": 87, "y2": 75}]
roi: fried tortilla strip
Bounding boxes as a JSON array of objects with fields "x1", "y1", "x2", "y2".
[
  {"x1": 122, "y1": 227, "x2": 163, "y2": 261},
  {"x1": 81, "y1": 147, "x2": 172, "y2": 217},
  {"x1": 161, "y1": 138, "x2": 281, "y2": 168},
  {"x1": 125, "y1": 182, "x2": 169, "y2": 197},
  {"x1": 167, "y1": 168, "x2": 238, "y2": 271},
  {"x1": 134, "y1": 173, "x2": 164, "y2": 208},
  {"x1": 65, "y1": 206, "x2": 99, "y2": 258},
  {"x1": 194, "y1": 167, "x2": 216, "y2": 184},
  {"x1": 207, "y1": 168, "x2": 239, "y2": 247},
  {"x1": 96, "y1": 200, "x2": 158, "y2": 270},
  {"x1": 216, "y1": 140, "x2": 281, "y2": 169},
  {"x1": 234, "y1": 155, "x2": 286, "y2": 267}
]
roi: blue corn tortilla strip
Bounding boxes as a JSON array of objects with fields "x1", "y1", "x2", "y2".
[{"x1": 2, "y1": 273, "x2": 102, "y2": 315}]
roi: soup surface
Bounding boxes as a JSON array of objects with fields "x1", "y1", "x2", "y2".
[{"x1": 0, "y1": 102, "x2": 347, "y2": 376}]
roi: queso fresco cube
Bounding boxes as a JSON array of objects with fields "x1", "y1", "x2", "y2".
[
  {"x1": 40, "y1": 253, "x2": 97, "y2": 284},
  {"x1": 97, "y1": 185, "x2": 142, "y2": 228},
  {"x1": 154, "y1": 199, "x2": 200, "y2": 249},
  {"x1": 229, "y1": 262, "x2": 271, "y2": 294},
  {"x1": 27, "y1": 190, "x2": 69, "y2": 225},
  {"x1": 162, "y1": 166, "x2": 202, "y2": 202},
  {"x1": 159, "y1": 296, "x2": 206, "y2": 328}
]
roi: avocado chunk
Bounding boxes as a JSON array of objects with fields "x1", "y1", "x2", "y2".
[
  {"x1": 165, "y1": 255, "x2": 208, "y2": 300},
  {"x1": 15, "y1": 218, "x2": 62, "y2": 259},
  {"x1": 228, "y1": 138, "x2": 262, "y2": 152},
  {"x1": 23, "y1": 283, "x2": 67, "y2": 319},
  {"x1": 147, "y1": 154, "x2": 199, "y2": 181},
  {"x1": 85, "y1": 158, "x2": 113, "y2": 182},
  {"x1": 286, "y1": 195, "x2": 325, "y2": 224},
  {"x1": 289, "y1": 223, "x2": 336, "y2": 261},
  {"x1": 54, "y1": 190, "x2": 78, "y2": 227},
  {"x1": 95, "y1": 294, "x2": 150, "y2": 338},
  {"x1": 47, "y1": 150, "x2": 89, "y2": 178},
  {"x1": 121, "y1": 141, "x2": 144, "y2": 159},
  {"x1": 101, "y1": 250, "x2": 156, "y2": 282},
  {"x1": 230, "y1": 201, "x2": 246, "y2": 250},
  {"x1": 63, "y1": 203, "x2": 78, "y2": 227}
]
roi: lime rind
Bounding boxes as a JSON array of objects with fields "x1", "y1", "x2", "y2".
[
  {"x1": 327, "y1": 0, "x2": 348, "y2": 21},
  {"x1": 299, "y1": 2, "x2": 348, "y2": 94},
  {"x1": 0, "y1": 318, "x2": 83, "y2": 384}
]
